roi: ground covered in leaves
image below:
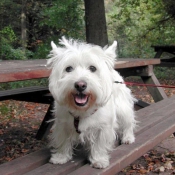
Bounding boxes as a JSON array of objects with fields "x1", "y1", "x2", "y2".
[{"x1": 0, "y1": 78, "x2": 175, "y2": 174}]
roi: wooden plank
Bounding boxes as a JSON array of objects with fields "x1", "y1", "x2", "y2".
[
  {"x1": 24, "y1": 157, "x2": 86, "y2": 175},
  {"x1": 0, "y1": 148, "x2": 50, "y2": 175},
  {"x1": 0, "y1": 60, "x2": 47, "y2": 73},
  {"x1": 0, "y1": 59, "x2": 160, "y2": 83},
  {"x1": 117, "y1": 65, "x2": 153, "y2": 77},
  {"x1": 23, "y1": 146, "x2": 88, "y2": 175},
  {"x1": 0, "y1": 86, "x2": 52, "y2": 104},
  {"x1": 0, "y1": 86, "x2": 48, "y2": 98},
  {"x1": 67, "y1": 113, "x2": 175, "y2": 175},
  {"x1": 136, "y1": 95, "x2": 175, "y2": 118},
  {"x1": 115, "y1": 59, "x2": 160, "y2": 69},
  {"x1": 0, "y1": 69, "x2": 51, "y2": 83}
]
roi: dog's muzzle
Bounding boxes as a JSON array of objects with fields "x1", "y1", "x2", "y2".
[{"x1": 74, "y1": 81, "x2": 89, "y2": 106}]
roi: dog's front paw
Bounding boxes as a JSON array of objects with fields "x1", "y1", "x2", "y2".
[
  {"x1": 122, "y1": 134, "x2": 135, "y2": 144},
  {"x1": 90, "y1": 158, "x2": 109, "y2": 169},
  {"x1": 49, "y1": 153, "x2": 72, "y2": 164},
  {"x1": 91, "y1": 161, "x2": 109, "y2": 169}
]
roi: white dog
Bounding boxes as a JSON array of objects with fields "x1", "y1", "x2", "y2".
[{"x1": 47, "y1": 37, "x2": 137, "y2": 169}]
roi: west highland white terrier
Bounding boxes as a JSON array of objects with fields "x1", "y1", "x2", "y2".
[{"x1": 47, "y1": 37, "x2": 137, "y2": 169}]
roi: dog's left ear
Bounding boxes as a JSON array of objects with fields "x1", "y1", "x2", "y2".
[{"x1": 104, "y1": 41, "x2": 117, "y2": 60}]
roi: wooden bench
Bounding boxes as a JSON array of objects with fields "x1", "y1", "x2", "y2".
[
  {"x1": 0, "y1": 86, "x2": 52, "y2": 104},
  {"x1": 1, "y1": 95, "x2": 175, "y2": 175}
]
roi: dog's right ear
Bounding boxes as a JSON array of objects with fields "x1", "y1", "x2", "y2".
[
  {"x1": 47, "y1": 41, "x2": 65, "y2": 68},
  {"x1": 51, "y1": 41, "x2": 57, "y2": 49}
]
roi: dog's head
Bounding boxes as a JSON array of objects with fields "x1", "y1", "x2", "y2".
[{"x1": 47, "y1": 37, "x2": 117, "y2": 113}]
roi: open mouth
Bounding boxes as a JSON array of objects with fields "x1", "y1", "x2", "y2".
[{"x1": 73, "y1": 93, "x2": 89, "y2": 106}]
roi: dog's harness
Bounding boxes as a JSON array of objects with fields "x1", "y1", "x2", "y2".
[
  {"x1": 69, "y1": 109, "x2": 98, "y2": 134},
  {"x1": 74, "y1": 117, "x2": 81, "y2": 134}
]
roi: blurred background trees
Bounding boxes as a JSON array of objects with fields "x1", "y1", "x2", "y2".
[
  {"x1": 106, "y1": 0, "x2": 175, "y2": 58},
  {"x1": 0, "y1": 0, "x2": 84, "y2": 60},
  {"x1": 0, "y1": 0, "x2": 175, "y2": 60}
]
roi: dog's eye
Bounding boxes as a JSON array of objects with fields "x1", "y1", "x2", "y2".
[
  {"x1": 89, "y1": 66, "x2": 96, "y2": 72},
  {"x1": 65, "y1": 66, "x2": 73, "y2": 72}
]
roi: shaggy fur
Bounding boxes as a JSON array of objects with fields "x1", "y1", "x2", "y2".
[{"x1": 47, "y1": 37, "x2": 137, "y2": 169}]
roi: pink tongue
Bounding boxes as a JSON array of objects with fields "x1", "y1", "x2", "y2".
[{"x1": 75, "y1": 95, "x2": 88, "y2": 104}]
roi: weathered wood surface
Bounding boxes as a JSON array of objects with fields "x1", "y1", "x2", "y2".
[
  {"x1": 0, "y1": 95, "x2": 175, "y2": 175},
  {"x1": 114, "y1": 59, "x2": 160, "y2": 69},
  {"x1": 0, "y1": 59, "x2": 160, "y2": 83},
  {"x1": 0, "y1": 60, "x2": 50, "y2": 83}
]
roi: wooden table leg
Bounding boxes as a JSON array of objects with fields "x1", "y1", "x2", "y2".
[
  {"x1": 141, "y1": 73, "x2": 167, "y2": 102},
  {"x1": 154, "y1": 49, "x2": 163, "y2": 58},
  {"x1": 36, "y1": 103, "x2": 54, "y2": 140}
]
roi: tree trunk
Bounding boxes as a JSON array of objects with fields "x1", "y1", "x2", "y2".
[
  {"x1": 21, "y1": 0, "x2": 27, "y2": 52},
  {"x1": 84, "y1": 0, "x2": 108, "y2": 47}
]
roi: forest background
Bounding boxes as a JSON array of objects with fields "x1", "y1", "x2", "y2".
[{"x1": 0, "y1": 0, "x2": 175, "y2": 89}]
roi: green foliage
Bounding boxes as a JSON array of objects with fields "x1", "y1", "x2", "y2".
[
  {"x1": 0, "y1": 26, "x2": 33, "y2": 60},
  {"x1": 40, "y1": 0, "x2": 85, "y2": 39},
  {"x1": 106, "y1": 0, "x2": 175, "y2": 58},
  {"x1": 32, "y1": 0, "x2": 85, "y2": 59},
  {"x1": 154, "y1": 67, "x2": 175, "y2": 80},
  {"x1": 1, "y1": 0, "x2": 85, "y2": 60},
  {"x1": 33, "y1": 41, "x2": 51, "y2": 59},
  {"x1": 0, "y1": 26, "x2": 17, "y2": 42}
]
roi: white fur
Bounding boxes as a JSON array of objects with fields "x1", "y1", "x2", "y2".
[{"x1": 47, "y1": 37, "x2": 137, "y2": 169}]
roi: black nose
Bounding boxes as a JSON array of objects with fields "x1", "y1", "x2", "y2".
[{"x1": 74, "y1": 81, "x2": 87, "y2": 92}]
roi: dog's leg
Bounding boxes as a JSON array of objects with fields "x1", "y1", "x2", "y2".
[
  {"x1": 115, "y1": 87, "x2": 137, "y2": 144},
  {"x1": 89, "y1": 148, "x2": 110, "y2": 169},
  {"x1": 88, "y1": 128, "x2": 116, "y2": 169},
  {"x1": 117, "y1": 106, "x2": 136, "y2": 144},
  {"x1": 49, "y1": 124, "x2": 74, "y2": 164}
]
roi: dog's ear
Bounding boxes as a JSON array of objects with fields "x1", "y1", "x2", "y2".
[
  {"x1": 51, "y1": 41, "x2": 57, "y2": 49},
  {"x1": 104, "y1": 41, "x2": 117, "y2": 60},
  {"x1": 47, "y1": 41, "x2": 65, "y2": 68}
]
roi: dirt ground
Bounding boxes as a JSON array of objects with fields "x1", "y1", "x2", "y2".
[{"x1": 0, "y1": 78, "x2": 175, "y2": 174}]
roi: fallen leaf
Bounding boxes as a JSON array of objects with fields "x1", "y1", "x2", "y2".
[
  {"x1": 138, "y1": 169, "x2": 148, "y2": 174},
  {"x1": 164, "y1": 160, "x2": 173, "y2": 170},
  {"x1": 159, "y1": 166, "x2": 165, "y2": 173}
]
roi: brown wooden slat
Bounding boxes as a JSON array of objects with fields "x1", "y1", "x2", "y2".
[
  {"x1": 0, "y1": 59, "x2": 160, "y2": 83},
  {"x1": 23, "y1": 158, "x2": 86, "y2": 175},
  {"x1": 136, "y1": 95, "x2": 175, "y2": 118},
  {"x1": 23, "y1": 146, "x2": 88, "y2": 175},
  {"x1": 0, "y1": 148, "x2": 50, "y2": 175},
  {"x1": 0, "y1": 69, "x2": 51, "y2": 83},
  {"x1": 67, "y1": 113, "x2": 175, "y2": 175},
  {"x1": 0, "y1": 86, "x2": 49, "y2": 98},
  {"x1": 115, "y1": 59, "x2": 160, "y2": 69}
]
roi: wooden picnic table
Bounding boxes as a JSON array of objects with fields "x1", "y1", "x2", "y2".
[
  {"x1": 0, "y1": 58, "x2": 167, "y2": 139},
  {"x1": 2, "y1": 58, "x2": 175, "y2": 175},
  {"x1": 152, "y1": 45, "x2": 175, "y2": 67}
]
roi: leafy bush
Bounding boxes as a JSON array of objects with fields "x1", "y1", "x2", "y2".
[{"x1": 0, "y1": 26, "x2": 33, "y2": 60}]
